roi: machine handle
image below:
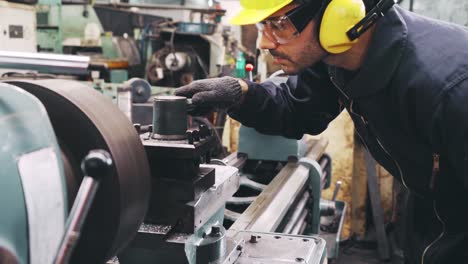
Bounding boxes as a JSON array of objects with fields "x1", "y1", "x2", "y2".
[
  {"x1": 245, "y1": 64, "x2": 254, "y2": 82},
  {"x1": 81, "y1": 149, "x2": 113, "y2": 179},
  {"x1": 54, "y1": 150, "x2": 113, "y2": 264},
  {"x1": 331, "y1": 181, "x2": 342, "y2": 201}
]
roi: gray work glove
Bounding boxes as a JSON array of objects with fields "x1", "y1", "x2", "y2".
[{"x1": 175, "y1": 76, "x2": 243, "y2": 116}]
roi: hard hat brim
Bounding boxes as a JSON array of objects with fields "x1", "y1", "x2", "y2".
[{"x1": 230, "y1": 0, "x2": 294, "y2": 25}]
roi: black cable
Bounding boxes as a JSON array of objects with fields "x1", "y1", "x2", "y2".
[{"x1": 193, "y1": 116, "x2": 228, "y2": 157}]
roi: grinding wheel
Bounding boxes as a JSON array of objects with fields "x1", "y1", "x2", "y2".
[{"x1": 5, "y1": 79, "x2": 151, "y2": 263}]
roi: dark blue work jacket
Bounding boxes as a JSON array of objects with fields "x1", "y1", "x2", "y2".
[{"x1": 229, "y1": 5, "x2": 468, "y2": 264}]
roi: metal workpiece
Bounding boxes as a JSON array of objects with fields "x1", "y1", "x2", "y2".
[
  {"x1": 0, "y1": 51, "x2": 90, "y2": 75},
  {"x1": 4, "y1": 79, "x2": 151, "y2": 264},
  {"x1": 230, "y1": 231, "x2": 326, "y2": 264},
  {"x1": 152, "y1": 95, "x2": 188, "y2": 140}
]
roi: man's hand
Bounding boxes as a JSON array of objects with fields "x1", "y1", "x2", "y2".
[{"x1": 175, "y1": 76, "x2": 247, "y2": 115}]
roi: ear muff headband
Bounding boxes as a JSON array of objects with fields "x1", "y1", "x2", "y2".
[{"x1": 318, "y1": 0, "x2": 395, "y2": 54}]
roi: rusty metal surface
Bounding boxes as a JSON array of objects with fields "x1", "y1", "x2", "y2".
[{"x1": 5, "y1": 79, "x2": 151, "y2": 264}]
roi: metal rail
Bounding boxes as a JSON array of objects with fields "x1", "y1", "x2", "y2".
[{"x1": 227, "y1": 138, "x2": 328, "y2": 238}]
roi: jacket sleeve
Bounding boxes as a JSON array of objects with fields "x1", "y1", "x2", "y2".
[
  {"x1": 228, "y1": 65, "x2": 341, "y2": 139},
  {"x1": 432, "y1": 77, "x2": 468, "y2": 189}
]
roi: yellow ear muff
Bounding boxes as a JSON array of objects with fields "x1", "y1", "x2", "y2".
[{"x1": 319, "y1": 0, "x2": 366, "y2": 54}]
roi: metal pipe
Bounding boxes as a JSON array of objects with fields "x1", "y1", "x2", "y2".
[
  {"x1": 227, "y1": 196, "x2": 257, "y2": 205},
  {"x1": 290, "y1": 209, "x2": 308, "y2": 235},
  {"x1": 320, "y1": 171, "x2": 328, "y2": 189},
  {"x1": 240, "y1": 176, "x2": 267, "y2": 192},
  {"x1": 0, "y1": 51, "x2": 89, "y2": 75},
  {"x1": 224, "y1": 209, "x2": 241, "y2": 222},
  {"x1": 319, "y1": 158, "x2": 328, "y2": 170},
  {"x1": 298, "y1": 221, "x2": 308, "y2": 235},
  {"x1": 282, "y1": 191, "x2": 310, "y2": 234}
]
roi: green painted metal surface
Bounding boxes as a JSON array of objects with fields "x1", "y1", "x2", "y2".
[
  {"x1": 36, "y1": 0, "x2": 63, "y2": 53},
  {"x1": 0, "y1": 83, "x2": 67, "y2": 263},
  {"x1": 101, "y1": 34, "x2": 120, "y2": 59},
  {"x1": 238, "y1": 126, "x2": 308, "y2": 161},
  {"x1": 36, "y1": 2, "x2": 104, "y2": 53},
  {"x1": 61, "y1": 5, "x2": 103, "y2": 42},
  {"x1": 110, "y1": 69, "x2": 129, "y2": 83}
]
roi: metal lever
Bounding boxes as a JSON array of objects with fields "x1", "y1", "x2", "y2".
[
  {"x1": 245, "y1": 64, "x2": 254, "y2": 82},
  {"x1": 331, "y1": 180, "x2": 342, "y2": 201},
  {"x1": 54, "y1": 149, "x2": 113, "y2": 264}
]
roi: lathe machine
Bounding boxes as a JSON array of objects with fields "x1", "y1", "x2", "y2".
[{"x1": 0, "y1": 79, "x2": 344, "y2": 263}]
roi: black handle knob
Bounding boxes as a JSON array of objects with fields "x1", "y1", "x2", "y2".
[{"x1": 80, "y1": 149, "x2": 113, "y2": 180}]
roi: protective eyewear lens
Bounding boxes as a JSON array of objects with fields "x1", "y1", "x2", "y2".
[
  {"x1": 257, "y1": 17, "x2": 299, "y2": 44},
  {"x1": 257, "y1": 1, "x2": 322, "y2": 44}
]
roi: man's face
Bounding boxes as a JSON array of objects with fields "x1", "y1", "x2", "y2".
[{"x1": 259, "y1": 3, "x2": 328, "y2": 74}]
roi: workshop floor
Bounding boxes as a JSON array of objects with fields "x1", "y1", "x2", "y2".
[
  {"x1": 337, "y1": 242, "x2": 384, "y2": 264},
  {"x1": 335, "y1": 231, "x2": 405, "y2": 264}
]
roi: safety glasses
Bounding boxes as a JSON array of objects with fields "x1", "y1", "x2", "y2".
[{"x1": 256, "y1": 1, "x2": 322, "y2": 44}]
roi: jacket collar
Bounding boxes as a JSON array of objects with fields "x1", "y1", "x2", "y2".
[{"x1": 329, "y1": 5, "x2": 409, "y2": 99}]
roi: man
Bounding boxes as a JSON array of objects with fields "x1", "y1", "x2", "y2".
[{"x1": 175, "y1": 0, "x2": 468, "y2": 262}]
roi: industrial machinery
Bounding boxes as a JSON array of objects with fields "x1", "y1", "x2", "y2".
[
  {"x1": 0, "y1": 77, "x2": 344, "y2": 263},
  {"x1": 0, "y1": 79, "x2": 151, "y2": 263}
]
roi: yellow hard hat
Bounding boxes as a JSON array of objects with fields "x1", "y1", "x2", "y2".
[{"x1": 230, "y1": 0, "x2": 294, "y2": 25}]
